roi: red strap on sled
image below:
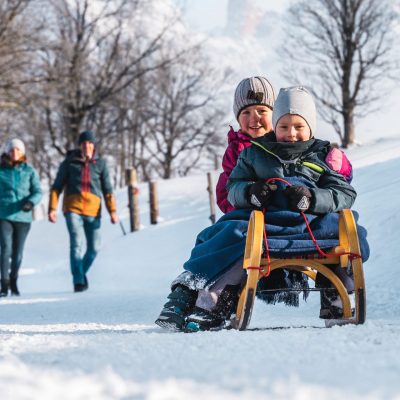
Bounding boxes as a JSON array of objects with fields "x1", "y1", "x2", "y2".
[{"x1": 257, "y1": 177, "x2": 361, "y2": 277}]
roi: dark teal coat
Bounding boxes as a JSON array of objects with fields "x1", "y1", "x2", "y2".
[
  {"x1": 0, "y1": 154, "x2": 42, "y2": 223},
  {"x1": 227, "y1": 136, "x2": 356, "y2": 214}
]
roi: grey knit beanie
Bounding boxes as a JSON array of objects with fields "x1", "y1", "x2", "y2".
[
  {"x1": 233, "y1": 76, "x2": 276, "y2": 119},
  {"x1": 5, "y1": 138, "x2": 25, "y2": 155},
  {"x1": 272, "y1": 86, "x2": 317, "y2": 135}
]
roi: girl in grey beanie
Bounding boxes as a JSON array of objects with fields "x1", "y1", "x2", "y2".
[{"x1": 233, "y1": 76, "x2": 276, "y2": 119}]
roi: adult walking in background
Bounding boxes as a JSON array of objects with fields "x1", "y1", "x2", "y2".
[
  {"x1": 0, "y1": 139, "x2": 42, "y2": 296},
  {"x1": 48, "y1": 131, "x2": 118, "y2": 292}
]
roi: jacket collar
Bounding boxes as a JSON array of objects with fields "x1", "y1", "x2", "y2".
[
  {"x1": 227, "y1": 126, "x2": 252, "y2": 144},
  {"x1": 68, "y1": 149, "x2": 98, "y2": 163},
  {"x1": 252, "y1": 134, "x2": 329, "y2": 161},
  {"x1": 227, "y1": 126, "x2": 275, "y2": 144},
  {"x1": 0, "y1": 153, "x2": 27, "y2": 167}
]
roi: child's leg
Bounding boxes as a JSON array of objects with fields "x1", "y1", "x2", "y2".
[
  {"x1": 316, "y1": 265, "x2": 354, "y2": 319},
  {"x1": 185, "y1": 259, "x2": 245, "y2": 331},
  {"x1": 195, "y1": 258, "x2": 245, "y2": 311}
]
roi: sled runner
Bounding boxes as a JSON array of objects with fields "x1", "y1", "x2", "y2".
[{"x1": 232, "y1": 209, "x2": 366, "y2": 330}]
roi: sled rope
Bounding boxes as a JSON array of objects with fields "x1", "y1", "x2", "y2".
[{"x1": 247, "y1": 207, "x2": 272, "y2": 278}]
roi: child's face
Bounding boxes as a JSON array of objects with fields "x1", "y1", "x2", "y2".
[
  {"x1": 275, "y1": 114, "x2": 311, "y2": 142},
  {"x1": 238, "y1": 105, "x2": 273, "y2": 138}
]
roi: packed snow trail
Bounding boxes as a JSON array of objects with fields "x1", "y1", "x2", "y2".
[{"x1": 1, "y1": 139, "x2": 400, "y2": 399}]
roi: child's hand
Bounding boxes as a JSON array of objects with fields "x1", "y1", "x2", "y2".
[
  {"x1": 284, "y1": 185, "x2": 312, "y2": 212},
  {"x1": 247, "y1": 181, "x2": 276, "y2": 209}
]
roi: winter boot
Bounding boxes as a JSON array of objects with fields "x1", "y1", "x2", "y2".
[
  {"x1": 10, "y1": 278, "x2": 20, "y2": 296},
  {"x1": 74, "y1": 275, "x2": 89, "y2": 293},
  {"x1": 0, "y1": 279, "x2": 9, "y2": 297},
  {"x1": 155, "y1": 285, "x2": 197, "y2": 331},
  {"x1": 316, "y1": 270, "x2": 355, "y2": 319},
  {"x1": 74, "y1": 283, "x2": 88, "y2": 292},
  {"x1": 185, "y1": 285, "x2": 240, "y2": 332},
  {"x1": 185, "y1": 307, "x2": 225, "y2": 332},
  {"x1": 319, "y1": 289, "x2": 355, "y2": 319}
]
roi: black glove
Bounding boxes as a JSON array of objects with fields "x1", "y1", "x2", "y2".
[
  {"x1": 247, "y1": 181, "x2": 276, "y2": 209},
  {"x1": 22, "y1": 201, "x2": 34, "y2": 212},
  {"x1": 284, "y1": 185, "x2": 312, "y2": 212}
]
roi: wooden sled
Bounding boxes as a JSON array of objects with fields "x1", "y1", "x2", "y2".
[{"x1": 232, "y1": 209, "x2": 366, "y2": 330}]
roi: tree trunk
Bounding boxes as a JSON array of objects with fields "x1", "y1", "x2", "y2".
[{"x1": 342, "y1": 108, "x2": 355, "y2": 148}]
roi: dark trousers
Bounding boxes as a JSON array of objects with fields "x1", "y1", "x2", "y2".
[{"x1": 0, "y1": 219, "x2": 31, "y2": 281}]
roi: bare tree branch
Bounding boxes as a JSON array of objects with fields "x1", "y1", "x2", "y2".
[{"x1": 280, "y1": 0, "x2": 399, "y2": 147}]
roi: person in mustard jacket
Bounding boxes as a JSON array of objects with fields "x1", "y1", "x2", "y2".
[
  {"x1": 0, "y1": 138, "x2": 42, "y2": 296},
  {"x1": 48, "y1": 131, "x2": 118, "y2": 292}
]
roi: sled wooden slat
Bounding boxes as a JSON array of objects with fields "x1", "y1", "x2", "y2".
[
  {"x1": 233, "y1": 209, "x2": 366, "y2": 330},
  {"x1": 233, "y1": 207, "x2": 264, "y2": 330}
]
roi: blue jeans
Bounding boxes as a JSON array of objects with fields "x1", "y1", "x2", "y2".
[
  {"x1": 0, "y1": 220, "x2": 31, "y2": 281},
  {"x1": 64, "y1": 213, "x2": 101, "y2": 284}
]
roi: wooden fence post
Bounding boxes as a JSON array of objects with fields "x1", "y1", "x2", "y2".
[
  {"x1": 126, "y1": 168, "x2": 140, "y2": 232},
  {"x1": 207, "y1": 172, "x2": 216, "y2": 224},
  {"x1": 149, "y1": 181, "x2": 159, "y2": 224}
]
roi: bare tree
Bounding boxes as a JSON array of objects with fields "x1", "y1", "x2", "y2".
[
  {"x1": 280, "y1": 0, "x2": 399, "y2": 147},
  {"x1": 0, "y1": 0, "x2": 30, "y2": 100},
  {"x1": 0, "y1": 0, "x2": 231, "y2": 186},
  {"x1": 38, "y1": 0, "x2": 181, "y2": 155},
  {"x1": 138, "y1": 47, "x2": 229, "y2": 179},
  {"x1": 0, "y1": 0, "x2": 44, "y2": 126}
]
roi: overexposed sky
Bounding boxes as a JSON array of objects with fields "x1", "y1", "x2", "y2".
[
  {"x1": 179, "y1": 0, "x2": 290, "y2": 32},
  {"x1": 180, "y1": 0, "x2": 227, "y2": 31}
]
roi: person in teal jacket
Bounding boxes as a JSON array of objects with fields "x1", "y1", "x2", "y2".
[{"x1": 0, "y1": 138, "x2": 42, "y2": 296}]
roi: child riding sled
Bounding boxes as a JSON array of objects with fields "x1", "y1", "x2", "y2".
[{"x1": 155, "y1": 85, "x2": 368, "y2": 332}]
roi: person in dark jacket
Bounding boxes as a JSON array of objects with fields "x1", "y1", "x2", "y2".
[
  {"x1": 155, "y1": 86, "x2": 363, "y2": 332},
  {"x1": 0, "y1": 138, "x2": 42, "y2": 296},
  {"x1": 48, "y1": 131, "x2": 118, "y2": 292}
]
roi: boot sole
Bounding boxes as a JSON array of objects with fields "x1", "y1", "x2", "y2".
[{"x1": 155, "y1": 318, "x2": 183, "y2": 332}]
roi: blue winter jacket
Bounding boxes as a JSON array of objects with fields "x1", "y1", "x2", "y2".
[
  {"x1": 227, "y1": 136, "x2": 356, "y2": 214},
  {"x1": 0, "y1": 154, "x2": 42, "y2": 223}
]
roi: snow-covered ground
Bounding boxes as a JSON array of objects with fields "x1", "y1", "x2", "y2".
[{"x1": 1, "y1": 137, "x2": 400, "y2": 399}]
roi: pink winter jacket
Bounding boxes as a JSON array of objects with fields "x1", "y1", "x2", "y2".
[
  {"x1": 216, "y1": 127, "x2": 255, "y2": 213},
  {"x1": 325, "y1": 147, "x2": 353, "y2": 183},
  {"x1": 216, "y1": 127, "x2": 353, "y2": 214}
]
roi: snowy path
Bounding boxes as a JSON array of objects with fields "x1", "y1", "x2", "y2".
[{"x1": 1, "y1": 141, "x2": 400, "y2": 399}]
